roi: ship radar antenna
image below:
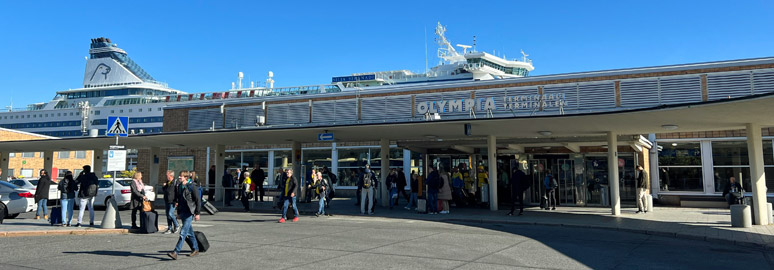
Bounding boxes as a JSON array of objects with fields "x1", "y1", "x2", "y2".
[
  {"x1": 521, "y1": 49, "x2": 529, "y2": 62},
  {"x1": 473, "y1": 36, "x2": 477, "y2": 52},
  {"x1": 5, "y1": 98, "x2": 12, "y2": 112},
  {"x1": 434, "y1": 21, "x2": 464, "y2": 64}
]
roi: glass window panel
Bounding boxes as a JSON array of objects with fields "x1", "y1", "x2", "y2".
[
  {"x1": 766, "y1": 167, "x2": 774, "y2": 193},
  {"x1": 658, "y1": 167, "x2": 703, "y2": 192},
  {"x1": 58, "y1": 151, "x2": 70, "y2": 159},
  {"x1": 712, "y1": 141, "x2": 749, "y2": 166},
  {"x1": 75, "y1": 151, "x2": 86, "y2": 159},
  {"x1": 713, "y1": 167, "x2": 751, "y2": 193},
  {"x1": 658, "y1": 142, "x2": 701, "y2": 166},
  {"x1": 764, "y1": 140, "x2": 773, "y2": 165}
]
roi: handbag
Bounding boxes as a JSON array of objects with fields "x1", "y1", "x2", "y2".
[{"x1": 142, "y1": 200, "x2": 152, "y2": 212}]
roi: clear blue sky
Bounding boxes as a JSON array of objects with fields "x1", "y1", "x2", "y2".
[{"x1": 1, "y1": 1, "x2": 773, "y2": 107}]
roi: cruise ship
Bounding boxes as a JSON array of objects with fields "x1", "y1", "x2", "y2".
[{"x1": 0, "y1": 22, "x2": 532, "y2": 137}]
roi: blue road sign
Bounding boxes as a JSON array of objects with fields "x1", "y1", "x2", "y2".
[
  {"x1": 317, "y1": 133, "x2": 334, "y2": 141},
  {"x1": 106, "y1": 116, "x2": 129, "y2": 137}
]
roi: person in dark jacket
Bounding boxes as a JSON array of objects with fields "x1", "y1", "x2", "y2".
[
  {"x1": 322, "y1": 166, "x2": 336, "y2": 209},
  {"x1": 396, "y1": 168, "x2": 408, "y2": 204},
  {"x1": 34, "y1": 169, "x2": 54, "y2": 220},
  {"x1": 222, "y1": 166, "x2": 234, "y2": 206},
  {"x1": 635, "y1": 165, "x2": 649, "y2": 213},
  {"x1": 722, "y1": 176, "x2": 744, "y2": 207},
  {"x1": 404, "y1": 171, "x2": 418, "y2": 210},
  {"x1": 277, "y1": 169, "x2": 299, "y2": 223},
  {"x1": 162, "y1": 170, "x2": 179, "y2": 234},
  {"x1": 129, "y1": 172, "x2": 148, "y2": 229},
  {"x1": 508, "y1": 167, "x2": 527, "y2": 216},
  {"x1": 168, "y1": 171, "x2": 202, "y2": 260},
  {"x1": 75, "y1": 165, "x2": 99, "y2": 227},
  {"x1": 359, "y1": 164, "x2": 377, "y2": 215},
  {"x1": 386, "y1": 169, "x2": 398, "y2": 209},
  {"x1": 426, "y1": 167, "x2": 441, "y2": 214},
  {"x1": 251, "y1": 164, "x2": 266, "y2": 202},
  {"x1": 207, "y1": 165, "x2": 216, "y2": 201},
  {"x1": 58, "y1": 171, "x2": 78, "y2": 226}
]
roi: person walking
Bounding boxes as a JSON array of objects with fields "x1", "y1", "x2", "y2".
[
  {"x1": 167, "y1": 171, "x2": 202, "y2": 260},
  {"x1": 57, "y1": 171, "x2": 78, "y2": 226},
  {"x1": 315, "y1": 170, "x2": 329, "y2": 217},
  {"x1": 544, "y1": 169, "x2": 557, "y2": 210},
  {"x1": 236, "y1": 167, "x2": 247, "y2": 201},
  {"x1": 404, "y1": 172, "x2": 418, "y2": 210},
  {"x1": 438, "y1": 167, "x2": 452, "y2": 214},
  {"x1": 277, "y1": 169, "x2": 299, "y2": 223},
  {"x1": 476, "y1": 166, "x2": 489, "y2": 206},
  {"x1": 222, "y1": 166, "x2": 234, "y2": 206},
  {"x1": 251, "y1": 164, "x2": 265, "y2": 202},
  {"x1": 130, "y1": 171, "x2": 148, "y2": 229},
  {"x1": 241, "y1": 172, "x2": 251, "y2": 212},
  {"x1": 451, "y1": 168, "x2": 464, "y2": 206},
  {"x1": 508, "y1": 167, "x2": 527, "y2": 216},
  {"x1": 635, "y1": 165, "x2": 649, "y2": 213},
  {"x1": 426, "y1": 167, "x2": 441, "y2": 215},
  {"x1": 322, "y1": 166, "x2": 337, "y2": 209},
  {"x1": 396, "y1": 168, "x2": 408, "y2": 204},
  {"x1": 75, "y1": 165, "x2": 99, "y2": 227},
  {"x1": 162, "y1": 170, "x2": 179, "y2": 234},
  {"x1": 208, "y1": 165, "x2": 216, "y2": 201},
  {"x1": 34, "y1": 169, "x2": 54, "y2": 220},
  {"x1": 359, "y1": 164, "x2": 377, "y2": 215}
]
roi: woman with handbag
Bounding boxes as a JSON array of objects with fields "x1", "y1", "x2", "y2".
[{"x1": 130, "y1": 172, "x2": 148, "y2": 229}]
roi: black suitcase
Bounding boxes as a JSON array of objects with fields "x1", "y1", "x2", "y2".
[
  {"x1": 202, "y1": 201, "x2": 218, "y2": 215},
  {"x1": 49, "y1": 206, "x2": 63, "y2": 226},
  {"x1": 186, "y1": 231, "x2": 210, "y2": 252},
  {"x1": 286, "y1": 203, "x2": 295, "y2": 219},
  {"x1": 139, "y1": 210, "x2": 158, "y2": 233}
]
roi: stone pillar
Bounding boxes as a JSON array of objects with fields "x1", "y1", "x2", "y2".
[
  {"x1": 1, "y1": 152, "x2": 10, "y2": 180},
  {"x1": 148, "y1": 147, "x2": 160, "y2": 187},
  {"x1": 268, "y1": 150, "x2": 275, "y2": 185},
  {"x1": 746, "y1": 123, "x2": 769, "y2": 225},
  {"x1": 291, "y1": 141, "x2": 301, "y2": 196},
  {"x1": 92, "y1": 149, "x2": 104, "y2": 177},
  {"x1": 381, "y1": 138, "x2": 390, "y2": 207},
  {"x1": 331, "y1": 143, "x2": 338, "y2": 184},
  {"x1": 608, "y1": 132, "x2": 621, "y2": 216},
  {"x1": 648, "y1": 134, "x2": 660, "y2": 196},
  {"x1": 43, "y1": 151, "x2": 54, "y2": 178},
  {"x1": 403, "y1": 149, "x2": 411, "y2": 187},
  {"x1": 487, "y1": 135, "x2": 498, "y2": 211},
  {"x1": 215, "y1": 144, "x2": 225, "y2": 202}
]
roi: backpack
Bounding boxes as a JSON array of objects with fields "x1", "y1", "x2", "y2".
[
  {"x1": 329, "y1": 173, "x2": 338, "y2": 184},
  {"x1": 550, "y1": 176, "x2": 558, "y2": 189},
  {"x1": 86, "y1": 175, "x2": 98, "y2": 197},
  {"x1": 362, "y1": 173, "x2": 373, "y2": 189}
]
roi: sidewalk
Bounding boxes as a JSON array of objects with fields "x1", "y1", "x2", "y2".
[{"x1": 231, "y1": 196, "x2": 774, "y2": 250}]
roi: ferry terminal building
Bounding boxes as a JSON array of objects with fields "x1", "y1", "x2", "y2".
[{"x1": 2, "y1": 57, "x2": 774, "y2": 225}]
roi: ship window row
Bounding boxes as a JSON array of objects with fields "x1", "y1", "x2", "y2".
[
  {"x1": 1, "y1": 112, "x2": 78, "y2": 120},
  {"x1": 0, "y1": 120, "x2": 81, "y2": 129},
  {"x1": 467, "y1": 58, "x2": 530, "y2": 76},
  {"x1": 58, "y1": 88, "x2": 175, "y2": 100},
  {"x1": 91, "y1": 117, "x2": 163, "y2": 126},
  {"x1": 103, "y1": 96, "x2": 166, "y2": 106},
  {"x1": 36, "y1": 130, "x2": 83, "y2": 137}
]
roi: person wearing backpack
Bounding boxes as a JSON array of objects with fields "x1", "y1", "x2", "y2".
[
  {"x1": 168, "y1": 171, "x2": 202, "y2": 260},
  {"x1": 544, "y1": 169, "x2": 557, "y2": 210},
  {"x1": 75, "y1": 165, "x2": 99, "y2": 227},
  {"x1": 359, "y1": 164, "x2": 377, "y2": 215}
]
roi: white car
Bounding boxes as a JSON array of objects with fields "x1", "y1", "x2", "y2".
[
  {"x1": 0, "y1": 181, "x2": 37, "y2": 220},
  {"x1": 76, "y1": 179, "x2": 155, "y2": 209},
  {"x1": 9, "y1": 178, "x2": 60, "y2": 200}
]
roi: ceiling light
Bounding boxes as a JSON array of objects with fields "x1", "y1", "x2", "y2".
[
  {"x1": 424, "y1": 135, "x2": 438, "y2": 139},
  {"x1": 542, "y1": 146, "x2": 551, "y2": 150},
  {"x1": 661, "y1": 124, "x2": 679, "y2": 130},
  {"x1": 538, "y1": 131, "x2": 552, "y2": 136},
  {"x1": 672, "y1": 143, "x2": 678, "y2": 146}
]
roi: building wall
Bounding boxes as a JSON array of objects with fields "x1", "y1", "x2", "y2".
[{"x1": 0, "y1": 128, "x2": 93, "y2": 179}]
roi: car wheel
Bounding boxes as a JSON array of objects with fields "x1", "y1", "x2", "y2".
[{"x1": 0, "y1": 203, "x2": 6, "y2": 223}]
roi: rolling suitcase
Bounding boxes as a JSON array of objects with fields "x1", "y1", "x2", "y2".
[
  {"x1": 417, "y1": 198, "x2": 427, "y2": 213},
  {"x1": 139, "y1": 210, "x2": 158, "y2": 233},
  {"x1": 202, "y1": 201, "x2": 218, "y2": 215},
  {"x1": 186, "y1": 231, "x2": 210, "y2": 252},
  {"x1": 49, "y1": 191, "x2": 63, "y2": 226},
  {"x1": 286, "y1": 204, "x2": 296, "y2": 219}
]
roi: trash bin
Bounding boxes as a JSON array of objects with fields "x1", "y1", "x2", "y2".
[{"x1": 730, "y1": 204, "x2": 752, "y2": 228}]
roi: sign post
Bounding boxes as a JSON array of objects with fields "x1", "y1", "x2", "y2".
[{"x1": 101, "y1": 116, "x2": 128, "y2": 229}]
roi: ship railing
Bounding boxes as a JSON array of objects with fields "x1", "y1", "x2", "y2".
[{"x1": 163, "y1": 84, "x2": 343, "y2": 103}]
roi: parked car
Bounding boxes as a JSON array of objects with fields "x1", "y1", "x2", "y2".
[
  {"x1": 0, "y1": 181, "x2": 37, "y2": 219},
  {"x1": 76, "y1": 179, "x2": 155, "y2": 209},
  {"x1": 9, "y1": 178, "x2": 60, "y2": 200}
]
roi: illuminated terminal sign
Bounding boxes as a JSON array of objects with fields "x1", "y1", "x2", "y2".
[
  {"x1": 332, "y1": 74, "x2": 376, "y2": 83},
  {"x1": 416, "y1": 93, "x2": 568, "y2": 114}
]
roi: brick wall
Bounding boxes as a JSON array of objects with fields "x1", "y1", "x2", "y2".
[{"x1": 1, "y1": 129, "x2": 93, "y2": 179}]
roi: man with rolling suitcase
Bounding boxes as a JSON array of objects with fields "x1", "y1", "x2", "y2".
[
  {"x1": 277, "y1": 169, "x2": 299, "y2": 223},
  {"x1": 168, "y1": 171, "x2": 202, "y2": 260}
]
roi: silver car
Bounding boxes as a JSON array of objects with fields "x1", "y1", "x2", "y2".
[
  {"x1": 76, "y1": 179, "x2": 155, "y2": 209},
  {"x1": 9, "y1": 178, "x2": 60, "y2": 200},
  {"x1": 0, "y1": 181, "x2": 37, "y2": 219}
]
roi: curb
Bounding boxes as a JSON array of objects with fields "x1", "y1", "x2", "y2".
[{"x1": 1, "y1": 228, "x2": 129, "y2": 238}]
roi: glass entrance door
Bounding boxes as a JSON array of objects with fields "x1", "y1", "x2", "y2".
[{"x1": 556, "y1": 159, "x2": 576, "y2": 205}]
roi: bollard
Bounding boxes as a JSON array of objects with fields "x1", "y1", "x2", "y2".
[
  {"x1": 647, "y1": 194, "x2": 654, "y2": 213},
  {"x1": 730, "y1": 204, "x2": 752, "y2": 228},
  {"x1": 100, "y1": 197, "x2": 123, "y2": 229}
]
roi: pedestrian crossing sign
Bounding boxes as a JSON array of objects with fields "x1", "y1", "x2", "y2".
[{"x1": 106, "y1": 116, "x2": 129, "y2": 137}]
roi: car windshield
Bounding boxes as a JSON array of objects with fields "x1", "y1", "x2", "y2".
[
  {"x1": 29, "y1": 180, "x2": 39, "y2": 186},
  {"x1": 0, "y1": 181, "x2": 19, "y2": 189}
]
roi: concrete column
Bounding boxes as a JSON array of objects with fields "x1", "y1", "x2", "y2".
[
  {"x1": 380, "y1": 138, "x2": 390, "y2": 207},
  {"x1": 608, "y1": 132, "x2": 621, "y2": 216},
  {"x1": 746, "y1": 123, "x2": 769, "y2": 225},
  {"x1": 403, "y1": 149, "x2": 411, "y2": 187},
  {"x1": 92, "y1": 149, "x2": 104, "y2": 177},
  {"x1": 148, "y1": 147, "x2": 160, "y2": 187},
  {"x1": 215, "y1": 144, "x2": 225, "y2": 202},
  {"x1": 1, "y1": 152, "x2": 10, "y2": 180},
  {"x1": 291, "y1": 141, "x2": 301, "y2": 196},
  {"x1": 331, "y1": 143, "x2": 338, "y2": 184},
  {"x1": 268, "y1": 150, "x2": 275, "y2": 185},
  {"x1": 487, "y1": 135, "x2": 498, "y2": 211},
  {"x1": 648, "y1": 134, "x2": 660, "y2": 196},
  {"x1": 43, "y1": 151, "x2": 54, "y2": 178}
]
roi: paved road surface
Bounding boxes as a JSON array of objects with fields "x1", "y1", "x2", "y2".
[{"x1": 1, "y1": 210, "x2": 772, "y2": 269}]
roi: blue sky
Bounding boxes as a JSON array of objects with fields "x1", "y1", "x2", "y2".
[{"x1": 1, "y1": 1, "x2": 773, "y2": 107}]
